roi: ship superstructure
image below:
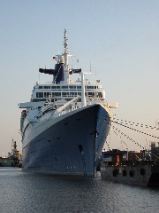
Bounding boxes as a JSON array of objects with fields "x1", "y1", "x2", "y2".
[{"x1": 19, "y1": 30, "x2": 111, "y2": 176}]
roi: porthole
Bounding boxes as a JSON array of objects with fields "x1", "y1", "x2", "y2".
[
  {"x1": 122, "y1": 170, "x2": 127, "y2": 176},
  {"x1": 113, "y1": 169, "x2": 119, "y2": 177},
  {"x1": 129, "y1": 170, "x2": 135, "y2": 177},
  {"x1": 140, "y1": 168, "x2": 146, "y2": 176},
  {"x1": 78, "y1": 144, "x2": 83, "y2": 153}
]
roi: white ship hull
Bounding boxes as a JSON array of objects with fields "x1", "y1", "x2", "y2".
[{"x1": 22, "y1": 104, "x2": 111, "y2": 176}]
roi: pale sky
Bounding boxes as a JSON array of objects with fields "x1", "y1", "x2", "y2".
[{"x1": 0, "y1": 0, "x2": 159, "y2": 155}]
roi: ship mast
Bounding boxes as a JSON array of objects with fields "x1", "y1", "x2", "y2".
[
  {"x1": 63, "y1": 29, "x2": 70, "y2": 84},
  {"x1": 64, "y1": 29, "x2": 68, "y2": 65}
]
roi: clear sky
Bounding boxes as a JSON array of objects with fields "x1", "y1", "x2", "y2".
[{"x1": 0, "y1": 0, "x2": 159, "y2": 155}]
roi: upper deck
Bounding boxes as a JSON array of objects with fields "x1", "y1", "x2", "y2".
[
  {"x1": 31, "y1": 81, "x2": 105, "y2": 103},
  {"x1": 19, "y1": 30, "x2": 108, "y2": 110}
]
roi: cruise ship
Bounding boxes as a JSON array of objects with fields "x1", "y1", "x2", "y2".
[{"x1": 19, "y1": 30, "x2": 112, "y2": 176}]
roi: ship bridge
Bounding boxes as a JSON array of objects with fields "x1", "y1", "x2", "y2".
[{"x1": 31, "y1": 81, "x2": 105, "y2": 103}]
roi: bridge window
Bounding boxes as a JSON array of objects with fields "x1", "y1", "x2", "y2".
[
  {"x1": 32, "y1": 98, "x2": 46, "y2": 102},
  {"x1": 87, "y1": 86, "x2": 96, "y2": 89},
  {"x1": 69, "y1": 85, "x2": 76, "y2": 89},
  {"x1": 44, "y1": 92, "x2": 51, "y2": 97},
  {"x1": 44, "y1": 86, "x2": 50, "y2": 89},
  {"x1": 52, "y1": 92, "x2": 61, "y2": 97},
  {"x1": 62, "y1": 86, "x2": 68, "y2": 89},
  {"x1": 62, "y1": 92, "x2": 69, "y2": 97},
  {"x1": 36, "y1": 92, "x2": 43, "y2": 98},
  {"x1": 51, "y1": 86, "x2": 61, "y2": 89},
  {"x1": 70, "y1": 92, "x2": 77, "y2": 96},
  {"x1": 88, "y1": 92, "x2": 94, "y2": 97}
]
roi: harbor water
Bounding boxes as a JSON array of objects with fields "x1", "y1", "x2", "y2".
[{"x1": 0, "y1": 168, "x2": 159, "y2": 213}]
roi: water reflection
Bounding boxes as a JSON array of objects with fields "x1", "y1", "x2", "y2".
[{"x1": 0, "y1": 168, "x2": 158, "y2": 213}]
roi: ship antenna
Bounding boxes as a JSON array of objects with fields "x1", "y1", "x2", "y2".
[
  {"x1": 64, "y1": 29, "x2": 68, "y2": 54},
  {"x1": 63, "y1": 29, "x2": 70, "y2": 83},
  {"x1": 64, "y1": 29, "x2": 68, "y2": 66}
]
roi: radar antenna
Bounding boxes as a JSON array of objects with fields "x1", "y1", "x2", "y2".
[
  {"x1": 64, "y1": 29, "x2": 68, "y2": 55},
  {"x1": 63, "y1": 29, "x2": 69, "y2": 83}
]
